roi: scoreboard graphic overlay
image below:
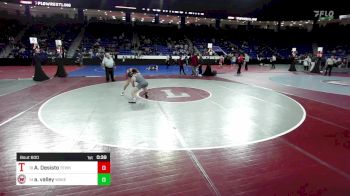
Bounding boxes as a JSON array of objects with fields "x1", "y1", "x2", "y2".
[{"x1": 16, "y1": 153, "x2": 110, "y2": 186}]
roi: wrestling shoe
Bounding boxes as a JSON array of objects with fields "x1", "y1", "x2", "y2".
[{"x1": 128, "y1": 97, "x2": 136, "y2": 103}]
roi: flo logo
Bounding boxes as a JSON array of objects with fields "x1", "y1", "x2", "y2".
[
  {"x1": 314, "y1": 10, "x2": 334, "y2": 19},
  {"x1": 17, "y1": 174, "x2": 26, "y2": 184}
]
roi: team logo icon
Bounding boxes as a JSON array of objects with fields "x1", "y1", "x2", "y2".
[
  {"x1": 139, "y1": 87, "x2": 211, "y2": 102},
  {"x1": 17, "y1": 174, "x2": 26, "y2": 184}
]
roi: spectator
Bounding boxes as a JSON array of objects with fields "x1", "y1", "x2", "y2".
[
  {"x1": 324, "y1": 56, "x2": 335, "y2": 76},
  {"x1": 219, "y1": 55, "x2": 224, "y2": 67},
  {"x1": 231, "y1": 54, "x2": 236, "y2": 66},
  {"x1": 237, "y1": 53, "x2": 245, "y2": 75},
  {"x1": 244, "y1": 53, "x2": 250, "y2": 71},
  {"x1": 271, "y1": 54, "x2": 277, "y2": 69},
  {"x1": 303, "y1": 56, "x2": 311, "y2": 71},
  {"x1": 190, "y1": 53, "x2": 199, "y2": 76},
  {"x1": 178, "y1": 55, "x2": 186, "y2": 75}
]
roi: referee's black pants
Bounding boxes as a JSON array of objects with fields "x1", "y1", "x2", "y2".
[
  {"x1": 324, "y1": 65, "x2": 333, "y2": 76},
  {"x1": 105, "y1": 67, "x2": 115, "y2": 82},
  {"x1": 237, "y1": 63, "x2": 242, "y2": 74}
]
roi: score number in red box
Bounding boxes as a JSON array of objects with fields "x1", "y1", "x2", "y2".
[{"x1": 98, "y1": 161, "x2": 110, "y2": 173}]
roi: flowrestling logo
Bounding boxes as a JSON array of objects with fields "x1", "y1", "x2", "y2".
[
  {"x1": 35, "y1": 1, "x2": 71, "y2": 7},
  {"x1": 20, "y1": 1, "x2": 72, "y2": 7}
]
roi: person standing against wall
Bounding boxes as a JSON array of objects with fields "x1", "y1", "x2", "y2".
[
  {"x1": 244, "y1": 53, "x2": 250, "y2": 71},
  {"x1": 178, "y1": 55, "x2": 186, "y2": 75},
  {"x1": 237, "y1": 53, "x2": 245, "y2": 75},
  {"x1": 190, "y1": 53, "x2": 199, "y2": 76},
  {"x1": 324, "y1": 56, "x2": 335, "y2": 76},
  {"x1": 271, "y1": 54, "x2": 276, "y2": 69}
]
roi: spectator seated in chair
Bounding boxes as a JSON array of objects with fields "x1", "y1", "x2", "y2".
[{"x1": 146, "y1": 65, "x2": 158, "y2": 71}]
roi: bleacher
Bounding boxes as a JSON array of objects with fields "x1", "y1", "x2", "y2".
[
  {"x1": 11, "y1": 19, "x2": 82, "y2": 58},
  {"x1": 0, "y1": 18, "x2": 25, "y2": 55},
  {"x1": 80, "y1": 21, "x2": 134, "y2": 57},
  {"x1": 0, "y1": 17, "x2": 348, "y2": 62}
]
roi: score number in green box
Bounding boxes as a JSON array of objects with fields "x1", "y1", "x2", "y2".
[{"x1": 98, "y1": 174, "x2": 111, "y2": 186}]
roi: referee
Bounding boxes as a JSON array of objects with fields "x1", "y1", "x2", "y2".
[{"x1": 101, "y1": 52, "x2": 115, "y2": 82}]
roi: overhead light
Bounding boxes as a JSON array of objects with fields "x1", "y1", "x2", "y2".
[
  {"x1": 115, "y1": 6, "x2": 137, "y2": 10},
  {"x1": 339, "y1": 14, "x2": 350, "y2": 20},
  {"x1": 20, "y1": 0, "x2": 32, "y2": 5}
]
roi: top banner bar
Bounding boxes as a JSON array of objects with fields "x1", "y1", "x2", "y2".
[{"x1": 17, "y1": 153, "x2": 110, "y2": 161}]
